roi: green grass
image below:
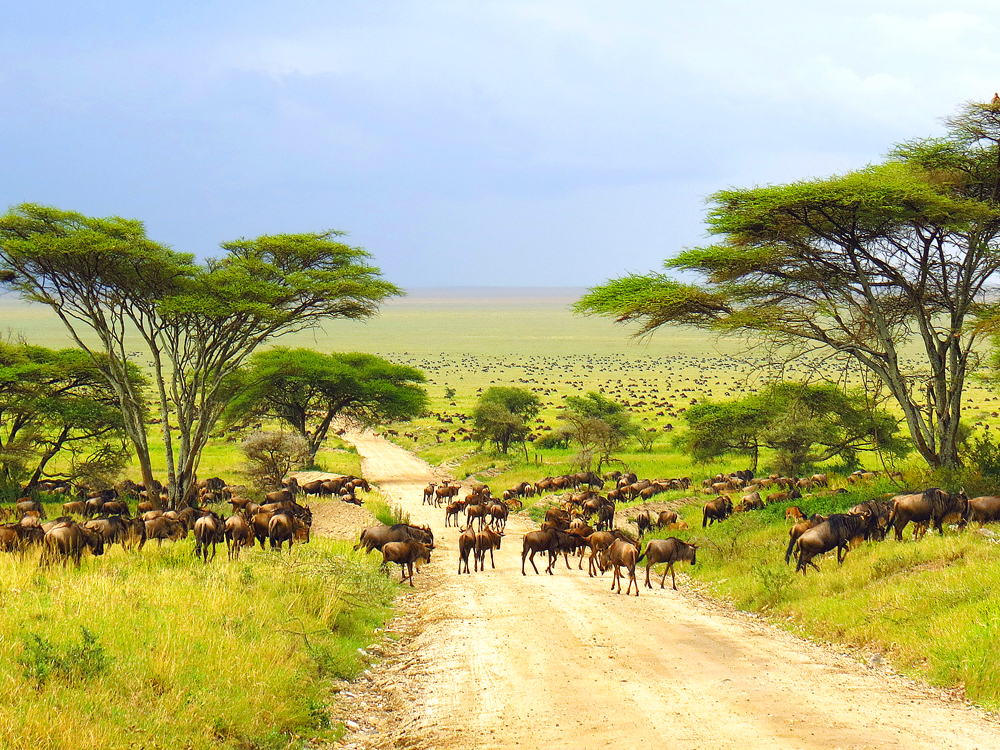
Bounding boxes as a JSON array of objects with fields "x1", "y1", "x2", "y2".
[
  {"x1": 0, "y1": 535, "x2": 396, "y2": 750},
  {"x1": 637, "y1": 485, "x2": 1000, "y2": 710}
]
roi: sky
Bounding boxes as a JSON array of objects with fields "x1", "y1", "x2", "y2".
[{"x1": 1, "y1": 0, "x2": 998, "y2": 287}]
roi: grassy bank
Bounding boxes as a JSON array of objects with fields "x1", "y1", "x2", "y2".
[
  {"x1": 0, "y1": 536, "x2": 395, "y2": 750},
  {"x1": 635, "y1": 486, "x2": 1000, "y2": 710}
]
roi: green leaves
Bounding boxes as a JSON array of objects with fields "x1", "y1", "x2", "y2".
[{"x1": 471, "y1": 387, "x2": 541, "y2": 454}]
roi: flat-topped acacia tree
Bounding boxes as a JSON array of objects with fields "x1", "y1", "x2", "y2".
[
  {"x1": 0, "y1": 204, "x2": 400, "y2": 505},
  {"x1": 577, "y1": 100, "x2": 1000, "y2": 469}
]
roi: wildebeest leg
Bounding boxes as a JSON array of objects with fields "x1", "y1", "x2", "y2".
[
  {"x1": 546, "y1": 549, "x2": 556, "y2": 575},
  {"x1": 564, "y1": 550, "x2": 572, "y2": 570},
  {"x1": 645, "y1": 562, "x2": 654, "y2": 589},
  {"x1": 668, "y1": 563, "x2": 677, "y2": 590},
  {"x1": 489, "y1": 546, "x2": 496, "y2": 569},
  {"x1": 404, "y1": 562, "x2": 414, "y2": 587}
]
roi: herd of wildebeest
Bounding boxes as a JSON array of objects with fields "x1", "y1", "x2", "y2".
[
  {"x1": 0, "y1": 474, "x2": 373, "y2": 567},
  {"x1": 5, "y1": 462, "x2": 999, "y2": 600},
  {"x1": 360, "y1": 467, "x2": 1000, "y2": 596}
]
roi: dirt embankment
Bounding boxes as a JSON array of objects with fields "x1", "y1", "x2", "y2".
[{"x1": 327, "y1": 432, "x2": 998, "y2": 750}]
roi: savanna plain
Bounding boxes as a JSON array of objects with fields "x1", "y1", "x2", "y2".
[{"x1": 4, "y1": 289, "x2": 1000, "y2": 749}]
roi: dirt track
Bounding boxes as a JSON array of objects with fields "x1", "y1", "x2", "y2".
[{"x1": 334, "y1": 431, "x2": 998, "y2": 750}]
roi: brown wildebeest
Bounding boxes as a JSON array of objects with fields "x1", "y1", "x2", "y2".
[
  {"x1": 487, "y1": 501, "x2": 509, "y2": 532},
  {"x1": 785, "y1": 514, "x2": 827, "y2": 563},
  {"x1": 887, "y1": 488, "x2": 970, "y2": 541},
  {"x1": 444, "y1": 500, "x2": 463, "y2": 527},
  {"x1": 635, "y1": 510, "x2": 651, "y2": 537},
  {"x1": 600, "y1": 538, "x2": 640, "y2": 596},
  {"x1": 194, "y1": 513, "x2": 226, "y2": 562},
  {"x1": 702, "y1": 496, "x2": 732, "y2": 527},
  {"x1": 465, "y1": 503, "x2": 488, "y2": 531},
  {"x1": 458, "y1": 526, "x2": 477, "y2": 574},
  {"x1": 145, "y1": 516, "x2": 187, "y2": 546},
  {"x1": 641, "y1": 538, "x2": 697, "y2": 590},
  {"x1": 785, "y1": 506, "x2": 806, "y2": 524},
  {"x1": 422, "y1": 483, "x2": 437, "y2": 505},
  {"x1": 84, "y1": 517, "x2": 129, "y2": 546},
  {"x1": 969, "y1": 496, "x2": 1000, "y2": 526},
  {"x1": 475, "y1": 525, "x2": 503, "y2": 571},
  {"x1": 224, "y1": 513, "x2": 252, "y2": 559},
  {"x1": 17, "y1": 499, "x2": 45, "y2": 519},
  {"x1": 268, "y1": 511, "x2": 310, "y2": 551},
  {"x1": 435, "y1": 483, "x2": 459, "y2": 506},
  {"x1": 355, "y1": 524, "x2": 434, "y2": 553},
  {"x1": 656, "y1": 510, "x2": 678, "y2": 529},
  {"x1": 795, "y1": 513, "x2": 871, "y2": 574},
  {"x1": 41, "y1": 523, "x2": 104, "y2": 567},
  {"x1": 521, "y1": 528, "x2": 569, "y2": 575},
  {"x1": 382, "y1": 541, "x2": 431, "y2": 587},
  {"x1": 62, "y1": 500, "x2": 86, "y2": 516}
]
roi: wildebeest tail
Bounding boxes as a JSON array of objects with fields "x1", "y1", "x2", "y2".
[
  {"x1": 784, "y1": 533, "x2": 797, "y2": 565},
  {"x1": 636, "y1": 549, "x2": 646, "y2": 565}
]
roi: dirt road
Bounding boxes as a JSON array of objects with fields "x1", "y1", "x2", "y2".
[{"x1": 336, "y1": 431, "x2": 997, "y2": 750}]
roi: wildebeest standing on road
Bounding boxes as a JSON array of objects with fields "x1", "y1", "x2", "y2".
[
  {"x1": 642, "y1": 537, "x2": 697, "y2": 590},
  {"x1": 382, "y1": 541, "x2": 431, "y2": 587}
]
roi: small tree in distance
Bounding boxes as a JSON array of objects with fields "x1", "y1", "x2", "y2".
[
  {"x1": 241, "y1": 431, "x2": 310, "y2": 491},
  {"x1": 226, "y1": 348, "x2": 427, "y2": 463},
  {"x1": 560, "y1": 392, "x2": 635, "y2": 472},
  {"x1": 472, "y1": 387, "x2": 541, "y2": 457}
]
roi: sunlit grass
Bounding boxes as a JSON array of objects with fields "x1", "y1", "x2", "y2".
[{"x1": 0, "y1": 536, "x2": 395, "y2": 750}]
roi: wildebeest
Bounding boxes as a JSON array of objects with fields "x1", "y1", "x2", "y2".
[
  {"x1": 355, "y1": 523, "x2": 435, "y2": 553},
  {"x1": 795, "y1": 513, "x2": 871, "y2": 574},
  {"x1": 521, "y1": 528, "x2": 575, "y2": 575},
  {"x1": 887, "y1": 488, "x2": 969, "y2": 541},
  {"x1": 600, "y1": 538, "x2": 640, "y2": 596},
  {"x1": 784, "y1": 513, "x2": 827, "y2": 564},
  {"x1": 475, "y1": 525, "x2": 503, "y2": 571},
  {"x1": 848, "y1": 499, "x2": 892, "y2": 540},
  {"x1": 224, "y1": 513, "x2": 252, "y2": 559},
  {"x1": 382, "y1": 541, "x2": 431, "y2": 587},
  {"x1": 194, "y1": 512, "x2": 226, "y2": 562},
  {"x1": 458, "y1": 526, "x2": 478, "y2": 574},
  {"x1": 145, "y1": 516, "x2": 187, "y2": 545},
  {"x1": 655, "y1": 510, "x2": 679, "y2": 529},
  {"x1": 641, "y1": 537, "x2": 697, "y2": 590},
  {"x1": 268, "y1": 511, "x2": 310, "y2": 551},
  {"x1": 702, "y1": 496, "x2": 733, "y2": 527},
  {"x1": 635, "y1": 510, "x2": 651, "y2": 536},
  {"x1": 41, "y1": 522, "x2": 104, "y2": 567},
  {"x1": 969, "y1": 496, "x2": 1000, "y2": 526}
]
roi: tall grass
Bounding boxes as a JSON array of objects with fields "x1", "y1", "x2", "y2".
[
  {"x1": 363, "y1": 493, "x2": 411, "y2": 526},
  {"x1": 0, "y1": 536, "x2": 395, "y2": 749}
]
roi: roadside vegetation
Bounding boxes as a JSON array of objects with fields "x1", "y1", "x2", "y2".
[{"x1": 0, "y1": 521, "x2": 395, "y2": 750}]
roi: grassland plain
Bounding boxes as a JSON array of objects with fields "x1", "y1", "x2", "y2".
[
  {"x1": 0, "y1": 504, "x2": 396, "y2": 750},
  {"x1": 7, "y1": 289, "x2": 1000, "y2": 714}
]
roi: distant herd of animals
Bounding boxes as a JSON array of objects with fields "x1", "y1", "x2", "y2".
[
  {"x1": 0, "y1": 474, "x2": 371, "y2": 567},
  {"x1": 362, "y1": 467, "x2": 1000, "y2": 594}
]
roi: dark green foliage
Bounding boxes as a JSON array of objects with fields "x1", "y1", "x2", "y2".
[
  {"x1": 683, "y1": 382, "x2": 909, "y2": 474},
  {"x1": 19, "y1": 627, "x2": 112, "y2": 687},
  {"x1": 0, "y1": 341, "x2": 135, "y2": 488},
  {"x1": 472, "y1": 387, "x2": 541, "y2": 454},
  {"x1": 227, "y1": 348, "x2": 427, "y2": 460}
]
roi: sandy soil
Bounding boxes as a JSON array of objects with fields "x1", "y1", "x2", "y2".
[{"x1": 330, "y1": 431, "x2": 999, "y2": 750}]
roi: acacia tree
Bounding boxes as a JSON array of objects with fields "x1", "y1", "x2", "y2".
[
  {"x1": 472, "y1": 386, "x2": 541, "y2": 456},
  {"x1": 683, "y1": 382, "x2": 909, "y2": 474},
  {"x1": 0, "y1": 205, "x2": 399, "y2": 506},
  {"x1": 0, "y1": 341, "x2": 135, "y2": 489},
  {"x1": 560, "y1": 392, "x2": 635, "y2": 472},
  {"x1": 226, "y1": 347, "x2": 428, "y2": 461},
  {"x1": 577, "y1": 100, "x2": 1000, "y2": 469}
]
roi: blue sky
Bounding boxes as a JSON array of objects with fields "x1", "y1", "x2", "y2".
[{"x1": 1, "y1": 1, "x2": 996, "y2": 286}]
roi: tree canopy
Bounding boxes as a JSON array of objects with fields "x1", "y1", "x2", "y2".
[
  {"x1": 0, "y1": 204, "x2": 400, "y2": 505},
  {"x1": 226, "y1": 348, "x2": 428, "y2": 461},
  {"x1": 0, "y1": 341, "x2": 136, "y2": 494},
  {"x1": 560, "y1": 391, "x2": 635, "y2": 471},
  {"x1": 682, "y1": 382, "x2": 910, "y2": 474},
  {"x1": 471, "y1": 386, "x2": 541, "y2": 455},
  {"x1": 577, "y1": 100, "x2": 1000, "y2": 469}
]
